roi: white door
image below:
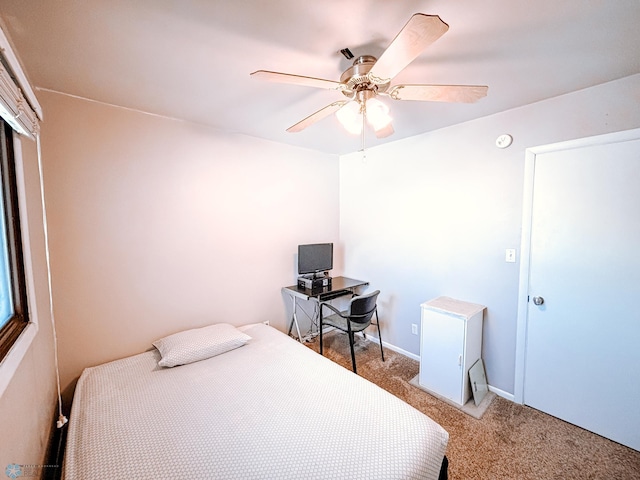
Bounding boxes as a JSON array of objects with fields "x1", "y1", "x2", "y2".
[{"x1": 521, "y1": 131, "x2": 640, "y2": 451}]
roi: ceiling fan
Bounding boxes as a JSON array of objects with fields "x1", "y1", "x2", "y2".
[{"x1": 250, "y1": 14, "x2": 488, "y2": 140}]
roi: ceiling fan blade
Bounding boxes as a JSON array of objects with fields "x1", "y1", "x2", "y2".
[
  {"x1": 389, "y1": 84, "x2": 488, "y2": 103},
  {"x1": 368, "y1": 14, "x2": 449, "y2": 85},
  {"x1": 251, "y1": 70, "x2": 343, "y2": 90},
  {"x1": 287, "y1": 101, "x2": 349, "y2": 133},
  {"x1": 374, "y1": 123, "x2": 394, "y2": 139}
]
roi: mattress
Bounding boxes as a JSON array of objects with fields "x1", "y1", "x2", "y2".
[{"x1": 63, "y1": 323, "x2": 448, "y2": 479}]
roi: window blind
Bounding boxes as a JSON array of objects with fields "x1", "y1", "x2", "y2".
[{"x1": 0, "y1": 27, "x2": 41, "y2": 137}]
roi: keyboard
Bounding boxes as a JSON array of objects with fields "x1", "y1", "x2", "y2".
[{"x1": 318, "y1": 289, "x2": 351, "y2": 301}]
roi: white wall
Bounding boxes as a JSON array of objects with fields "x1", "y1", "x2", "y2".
[
  {"x1": 339, "y1": 74, "x2": 640, "y2": 395},
  {"x1": 38, "y1": 91, "x2": 340, "y2": 391}
]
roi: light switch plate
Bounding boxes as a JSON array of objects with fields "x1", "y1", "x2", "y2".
[{"x1": 505, "y1": 248, "x2": 516, "y2": 263}]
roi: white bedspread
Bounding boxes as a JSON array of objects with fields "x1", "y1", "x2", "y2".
[{"x1": 63, "y1": 323, "x2": 448, "y2": 479}]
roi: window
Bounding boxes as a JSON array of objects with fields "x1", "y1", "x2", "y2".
[{"x1": 0, "y1": 120, "x2": 28, "y2": 361}]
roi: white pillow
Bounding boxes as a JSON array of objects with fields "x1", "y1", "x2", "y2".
[{"x1": 153, "y1": 323, "x2": 251, "y2": 367}]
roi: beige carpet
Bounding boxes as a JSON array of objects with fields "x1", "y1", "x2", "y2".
[{"x1": 306, "y1": 331, "x2": 640, "y2": 480}]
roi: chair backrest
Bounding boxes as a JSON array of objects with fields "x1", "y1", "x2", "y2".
[{"x1": 348, "y1": 290, "x2": 380, "y2": 325}]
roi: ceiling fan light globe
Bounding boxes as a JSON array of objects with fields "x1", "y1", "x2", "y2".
[
  {"x1": 365, "y1": 98, "x2": 392, "y2": 130},
  {"x1": 336, "y1": 102, "x2": 363, "y2": 135}
]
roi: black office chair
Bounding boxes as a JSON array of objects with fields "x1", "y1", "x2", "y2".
[{"x1": 319, "y1": 290, "x2": 384, "y2": 374}]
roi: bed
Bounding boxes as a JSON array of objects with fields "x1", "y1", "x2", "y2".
[{"x1": 63, "y1": 322, "x2": 449, "y2": 479}]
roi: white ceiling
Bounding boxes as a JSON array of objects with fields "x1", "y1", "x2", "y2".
[{"x1": 1, "y1": 0, "x2": 639, "y2": 155}]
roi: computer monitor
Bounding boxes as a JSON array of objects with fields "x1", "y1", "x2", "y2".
[{"x1": 298, "y1": 243, "x2": 333, "y2": 277}]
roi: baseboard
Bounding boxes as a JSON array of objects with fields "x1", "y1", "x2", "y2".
[
  {"x1": 384, "y1": 343, "x2": 419, "y2": 361},
  {"x1": 354, "y1": 331, "x2": 420, "y2": 361},
  {"x1": 488, "y1": 385, "x2": 515, "y2": 402}
]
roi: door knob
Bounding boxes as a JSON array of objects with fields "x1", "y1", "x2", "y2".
[{"x1": 532, "y1": 296, "x2": 544, "y2": 306}]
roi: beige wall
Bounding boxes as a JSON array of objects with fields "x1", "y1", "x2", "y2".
[
  {"x1": 0, "y1": 135, "x2": 58, "y2": 470},
  {"x1": 38, "y1": 91, "x2": 340, "y2": 392}
]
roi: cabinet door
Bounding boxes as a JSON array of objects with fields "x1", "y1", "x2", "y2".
[{"x1": 420, "y1": 310, "x2": 464, "y2": 404}]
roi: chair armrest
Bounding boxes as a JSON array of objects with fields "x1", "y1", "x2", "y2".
[{"x1": 320, "y1": 301, "x2": 345, "y2": 318}]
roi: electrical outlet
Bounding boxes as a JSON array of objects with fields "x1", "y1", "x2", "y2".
[
  {"x1": 262, "y1": 320, "x2": 270, "y2": 326},
  {"x1": 411, "y1": 324, "x2": 418, "y2": 335}
]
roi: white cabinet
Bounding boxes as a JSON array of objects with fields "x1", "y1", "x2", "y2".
[{"x1": 419, "y1": 296, "x2": 485, "y2": 406}]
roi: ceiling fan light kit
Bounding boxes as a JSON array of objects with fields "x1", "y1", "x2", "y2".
[
  {"x1": 251, "y1": 13, "x2": 488, "y2": 144},
  {"x1": 335, "y1": 89, "x2": 393, "y2": 135}
]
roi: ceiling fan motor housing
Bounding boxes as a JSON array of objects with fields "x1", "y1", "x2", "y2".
[{"x1": 340, "y1": 55, "x2": 390, "y2": 98}]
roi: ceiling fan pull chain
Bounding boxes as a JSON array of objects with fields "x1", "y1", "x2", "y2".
[{"x1": 361, "y1": 104, "x2": 366, "y2": 153}]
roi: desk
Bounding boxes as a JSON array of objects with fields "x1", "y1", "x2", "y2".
[{"x1": 283, "y1": 276, "x2": 369, "y2": 342}]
